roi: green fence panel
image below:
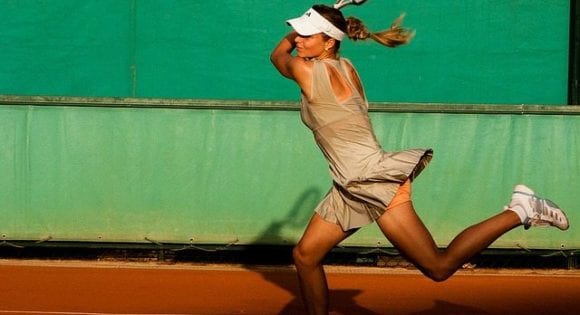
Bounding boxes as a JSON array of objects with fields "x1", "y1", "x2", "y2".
[
  {"x1": 1, "y1": 101, "x2": 578, "y2": 250},
  {"x1": 0, "y1": 0, "x2": 570, "y2": 104}
]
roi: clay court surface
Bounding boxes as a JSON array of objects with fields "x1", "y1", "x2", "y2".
[{"x1": 1, "y1": 259, "x2": 579, "y2": 315}]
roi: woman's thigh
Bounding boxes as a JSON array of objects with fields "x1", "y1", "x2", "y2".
[{"x1": 376, "y1": 201, "x2": 441, "y2": 265}]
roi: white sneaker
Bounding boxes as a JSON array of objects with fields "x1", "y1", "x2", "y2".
[{"x1": 508, "y1": 185, "x2": 569, "y2": 230}]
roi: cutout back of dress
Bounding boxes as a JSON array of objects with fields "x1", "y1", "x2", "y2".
[{"x1": 300, "y1": 58, "x2": 368, "y2": 131}]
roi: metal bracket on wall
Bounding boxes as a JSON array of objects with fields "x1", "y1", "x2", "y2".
[
  {"x1": 171, "y1": 238, "x2": 239, "y2": 253},
  {"x1": 143, "y1": 237, "x2": 240, "y2": 260},
  {"x1": 143, "y1": 237, "x2": 167, "y2": 261},
  {"x1": 541, "y1": 249, "x2": 580, "y2": 269},
  {"x1": 0, "y1": 236, "x2": 52, "y2": 249},
  {"x1": 0, "y1": 240, "x2": 25, "y2": 249}
]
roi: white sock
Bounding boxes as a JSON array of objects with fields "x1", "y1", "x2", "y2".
[{"x1": 504, "y1": 205, "x2": 526, "y2": 223}]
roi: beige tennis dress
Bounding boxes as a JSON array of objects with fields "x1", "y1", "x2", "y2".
[{"x1": 300, "y1": 57, "x2": 433, "y2": 231}]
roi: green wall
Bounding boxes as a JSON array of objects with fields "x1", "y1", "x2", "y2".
[
  {"x1": 0, "y1": 0, "x2": 571, "y2": 104},
  {"x1": 1, "y1": 100, "x2": 578, "y2": 250}
]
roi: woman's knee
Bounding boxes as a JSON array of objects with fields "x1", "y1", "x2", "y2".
[
  {"x1": 292, "y1": 244, "x2": 323, "y2": 269},
  {"x1": 424, "y1": 268, "x2": 454, "y2": 282},
  {"x1": 418, "y1": 260, "x2": 456, "y2": 282}
]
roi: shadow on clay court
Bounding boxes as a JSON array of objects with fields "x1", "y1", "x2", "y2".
[
  {"x1": 241, "y1": 186, "x2": 380, "y2": 314},
  {"x1": 409, "y1": 300, "x2": 488, "y2": 315}
]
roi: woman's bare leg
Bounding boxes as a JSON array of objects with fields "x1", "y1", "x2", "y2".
[
  {"x1": 376, "y1": 201, "x2": 521, "y2": 281},
  {"x1": 293, "y1": 213, "x2": 356, "y2": 315}
]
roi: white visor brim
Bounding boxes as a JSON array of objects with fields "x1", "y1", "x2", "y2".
[{"x1": 286, "y1": 8, "x2": 345, "y2": 41}]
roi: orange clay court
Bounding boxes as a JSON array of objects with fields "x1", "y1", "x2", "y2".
[{"x1": 1, "y1": 259, "x2": 579, "y2": 315}]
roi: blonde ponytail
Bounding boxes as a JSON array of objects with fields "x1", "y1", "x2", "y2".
[{"x1": 346, "y1": 14, "x2": 414, "y2": 48}]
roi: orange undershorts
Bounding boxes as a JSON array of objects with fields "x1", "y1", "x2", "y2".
[{"x1": 386, "y1": 180, "x2": 412, "y2": 210}]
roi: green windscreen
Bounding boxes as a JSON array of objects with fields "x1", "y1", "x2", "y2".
[{"x1": 1, "y1": 101, "x2": 577, "y2": 250}]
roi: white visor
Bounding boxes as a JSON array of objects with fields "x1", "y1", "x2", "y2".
[{"x1": 286, "y1": 8, "x2": 345, "y2": 41}]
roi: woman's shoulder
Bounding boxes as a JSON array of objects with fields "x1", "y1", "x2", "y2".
[
  {"x1": 286, "y1": 57, "x2": 314, "y2": 79},
  {"x1": 338, "y1": 57, "x2": 355, "y2": 66}
]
